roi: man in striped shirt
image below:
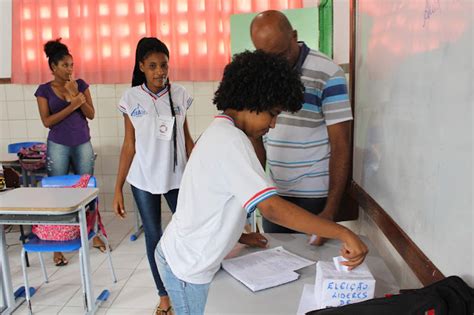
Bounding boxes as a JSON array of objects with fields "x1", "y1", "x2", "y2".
[{"x1": 251, "y1": 10, "x2": 352, "y2": 245}]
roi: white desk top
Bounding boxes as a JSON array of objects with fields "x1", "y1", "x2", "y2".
[
  {"x1": 205, "y1": 234, "x2": 399, "y2": 315},
  {"x1": 0, "y1": 187, "x2": 99, "y2": 214},
  {"x1": 0, "y1": 153, "x2": 18, "y2": 163}
]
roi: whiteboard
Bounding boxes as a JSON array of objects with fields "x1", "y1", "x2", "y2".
[
  {"x1": 230, "y1": 8, "x2": 319, "y2": 57},
  {"x1": 353, "y1": 0, "x2": 473, "y2": 286}
]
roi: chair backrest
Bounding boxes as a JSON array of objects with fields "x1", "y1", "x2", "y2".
[
  {"x1": 41, "y1": 175, "x2": 97, "y2": 188},
  {"x1": 8, "y1": 142, "x2": 45, "y2": 154}
]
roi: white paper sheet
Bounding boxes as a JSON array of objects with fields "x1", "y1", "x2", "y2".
[{"x1": 222, "y1": 246, "x2": 315, "y2": 292}]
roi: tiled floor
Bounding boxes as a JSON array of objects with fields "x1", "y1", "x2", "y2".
[{"x1": 4, "y1": 210, "x2": 173, "y2": 315}]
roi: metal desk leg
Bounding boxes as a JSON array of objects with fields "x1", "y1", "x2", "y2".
[
  {"x1": 78, "y1": 206, "x2": 95, "y2": 312},
  {"x1": 0, "y1": 225, "x2": 21, "y2": 314},
  {"x1": 21, "y1": 169, "x2": 29, "y2": 187},
  {"x1": 78, "y1": 206, "x2": 109, "y2": 315},
  {"x1": 19, "y1": 226, "x2": 30, "y2": 267}
]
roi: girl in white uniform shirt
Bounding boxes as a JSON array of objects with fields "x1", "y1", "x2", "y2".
[{"x1": 113, "y1": 37, "x2": 194, "y2": 315}]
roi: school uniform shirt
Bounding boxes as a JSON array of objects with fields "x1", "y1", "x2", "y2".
[
  {"x1": 118, "y1": 83, "x2": 193, "y2": 194},
  {"x1": 160, "y1": 114, "x2": 277, "y2": 284}
]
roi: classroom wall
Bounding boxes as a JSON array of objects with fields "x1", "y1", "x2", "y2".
[
  {"x1": 0, "y1": 1, "x2": 333, "y2": 213},
  {"x1": 0, "y1": 0, "x2": 424, "y2": 289},
  {"x1": 0, "y1": 82, "x2": 218, "y2": 212}
]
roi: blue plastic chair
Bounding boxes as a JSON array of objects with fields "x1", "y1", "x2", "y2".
[
  {"x1": 20, "y1": 175, "x2": 117, "y2": 313},
  {"x1": 7, "y1": 142, "x2": 44, "y2": 154}
]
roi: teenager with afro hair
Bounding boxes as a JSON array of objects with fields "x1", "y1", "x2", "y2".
[{"x1": 156, "y1": 50, "x2": 368, "y2": 315}]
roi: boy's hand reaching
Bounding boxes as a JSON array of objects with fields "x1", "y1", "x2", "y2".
[
  {"x1": 239, "y1": 232, "x2": 268, "y2": 248},
  {"x1": 339, "y1": 230, "x2": 368, "y2": 270}
]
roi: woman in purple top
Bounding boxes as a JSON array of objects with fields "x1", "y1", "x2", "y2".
[{"x1": 35, "y1": 38, "x2": 105, "y2": 266}]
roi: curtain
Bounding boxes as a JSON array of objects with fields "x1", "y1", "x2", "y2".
[{"x1": 12, "y1": 0, "x2": 302, "y2": 84}]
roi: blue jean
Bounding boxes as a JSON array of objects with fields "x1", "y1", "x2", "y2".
[
  {"x1": 156, "y1": 243, "x2": 210, "y2": 315},
  {"x1": 131, "y1": 186, "x2": 178, "y2": 297},
  {"x1": 46, "y1": 140, "x2": 95, "y2": 176}
]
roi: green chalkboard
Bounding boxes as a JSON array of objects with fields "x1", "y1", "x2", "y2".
[{"x1": 230, "y1": 8, "x2": 320, "y2": 57}]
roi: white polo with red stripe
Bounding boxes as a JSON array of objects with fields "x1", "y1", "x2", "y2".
[
  {"x1": 117, "y1": 83, "x2": 192, "y2": 194},
  {"x1": 160, "y1": 114, "x2": 277, "y2": 284}
]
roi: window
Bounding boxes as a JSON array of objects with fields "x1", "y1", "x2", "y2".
[{"x1": 12, "y1": 0, "x2": 302, "y2": 83}]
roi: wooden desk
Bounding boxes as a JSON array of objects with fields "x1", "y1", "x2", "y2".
[
  {"x1": 0, "y1": 188, "x2": 101, "y2": 314},
  {"x1": 205, "y1": 234, "x2": 399, "y2": 315}
]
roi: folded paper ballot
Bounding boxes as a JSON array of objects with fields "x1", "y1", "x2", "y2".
[
  {"x1": 222, "y1": 246, "x2": 315, "y2": 292},
  {"x1": 333, "y1": 255, "x2": 350, "y2": 272},
  {"x1": 315, "y1": 260, "x2": 375, "y2": 309}
]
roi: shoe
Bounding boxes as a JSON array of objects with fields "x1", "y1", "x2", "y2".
[
  {"x1": 53, "y1": 253, "x2": 68, "y2": 266},
  {"x1": 92, "y1": 236, "x2": 111, "y2": 253},
  {"x1": 154, "y1": 305, "x2": 172, "y2": 315}
]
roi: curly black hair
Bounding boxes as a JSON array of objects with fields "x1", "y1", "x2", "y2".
[{"x1": 213, "y1": 50, "x2": 303, "y2": 113}]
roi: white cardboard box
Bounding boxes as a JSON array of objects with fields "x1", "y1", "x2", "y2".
[{"x1": 314, "y1": 261, "x2": 375, "y2": 309}]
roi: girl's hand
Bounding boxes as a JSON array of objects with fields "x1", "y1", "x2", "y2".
[
  {"x1": 239, "y1": 232, "x2": 268, "y2": 248},
  {"x1": 70, "y1": 93, "x2": 86, "y2": 109},
  {"x1": 113, "y1": 190, "x2": 127, "y2": 219},
  {"x1": 65, "y1": 76, "x2": 79, "y2": 96}
]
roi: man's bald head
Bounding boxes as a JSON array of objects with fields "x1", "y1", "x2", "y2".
[{"x1": 250, "y1": 10, "x2": 300, "y2": 66}]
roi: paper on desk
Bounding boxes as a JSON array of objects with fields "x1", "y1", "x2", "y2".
[
  {"x1": 222, "y1": 246, "x2": 315, "y2": 292},
  {"x1": 297, "y1": 284, "x2": 319, "y2": 315}
]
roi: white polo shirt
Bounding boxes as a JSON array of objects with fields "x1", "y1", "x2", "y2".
[
  {"x1": 118, "y1": 83, "x2": 192, "y2": 194},
  {"x1": 160, "y1": 115, "x2": 277, "y2": 284}
]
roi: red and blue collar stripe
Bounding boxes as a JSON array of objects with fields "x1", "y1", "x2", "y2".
[
  {"x1": 141, "y1": 83, "x2": 169, "y2": 100},
  {"x1": 215, "y1": 114, "x2": 235, "y2": 125}
]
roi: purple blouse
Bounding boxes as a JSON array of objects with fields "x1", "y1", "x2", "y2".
[{"x1": 34, "y1": 79, "x2": 91, "y2": 146}]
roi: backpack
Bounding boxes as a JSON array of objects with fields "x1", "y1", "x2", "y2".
[
  {"x1": 17, "y1": 143, "x2": 47, "y2": 171},
  {"x1": 306, "y1": 276, "x2": 474, "y2": 315}
]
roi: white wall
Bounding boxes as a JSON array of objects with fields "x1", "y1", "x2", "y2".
[
  {"x1": 0, "y1": 81, "x2": 218, "y2": 212},
  {"x1": 1, "y1": 2, "x2": 421, "y2": 289}
]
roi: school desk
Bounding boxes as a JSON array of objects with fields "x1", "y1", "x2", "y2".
[
  {"x1": 0, "y1": 187, "x2": 106, "y2": 314},
  {"x1": 205, "y1": 233, "x2": 400, "y2": 314},
  {"x1": 0, "y1": 152, "x2": 40, "y2": 187},
  {"x1": 0, "y1": 153, "x2": 18, "y2": 165}
]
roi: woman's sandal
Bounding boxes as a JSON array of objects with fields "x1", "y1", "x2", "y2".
[
  {"x1": 154, "y1": 305, "x2": 172, "y2": 315},
  {"x1": 92, "y1": 244, "x2": 109, "y2": 253},
  {"x1": 53, "y1": 253, "x2": 68, "y2": 266},
  {"x1": 92, "y1": 237, "x2": 111, "y2": 253}
]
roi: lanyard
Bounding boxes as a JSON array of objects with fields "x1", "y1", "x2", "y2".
[{"x1": 141, "y1": 83, "x2": 178, "y2": 171}]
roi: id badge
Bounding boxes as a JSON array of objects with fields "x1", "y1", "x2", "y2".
[{"x1": 155, "y1": 116, "x2": 175, "y2": 141}]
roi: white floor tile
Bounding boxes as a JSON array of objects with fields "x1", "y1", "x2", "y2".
[
  {"x1": 30, "y1": 284, "x2": 81, "y2": 306},
  {"x1": 126, "y1": 268, "x2": 156, "y2": 288},
  {"x1": 108, "y1": 253, "x2": 145, "y2": 270},
  {"x1": 109, "y1": 285, "x2": 160, "y2": 309},
  {"x1": 66, "y1": 282, "x2": 126, "y2": 309},
  {"x1": 92, "y1": 266, "x2": 134, "y2": 286},
  {"x1": 59, "y1": 306, "x2": 107, "y2": 314},
  {"x1": 4, "y1": 209, "x2": 164, "y2": 313},
  {"x1": 15, "y1": 304, "x2": 63, "y2": 315},
  {"x1": 106, "y1": 307, "x2": 154, "y2": 315}
]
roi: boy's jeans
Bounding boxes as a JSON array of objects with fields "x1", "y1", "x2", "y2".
[{"x1": 155, "y1": 242, "x2": 211, "y2": 315}]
